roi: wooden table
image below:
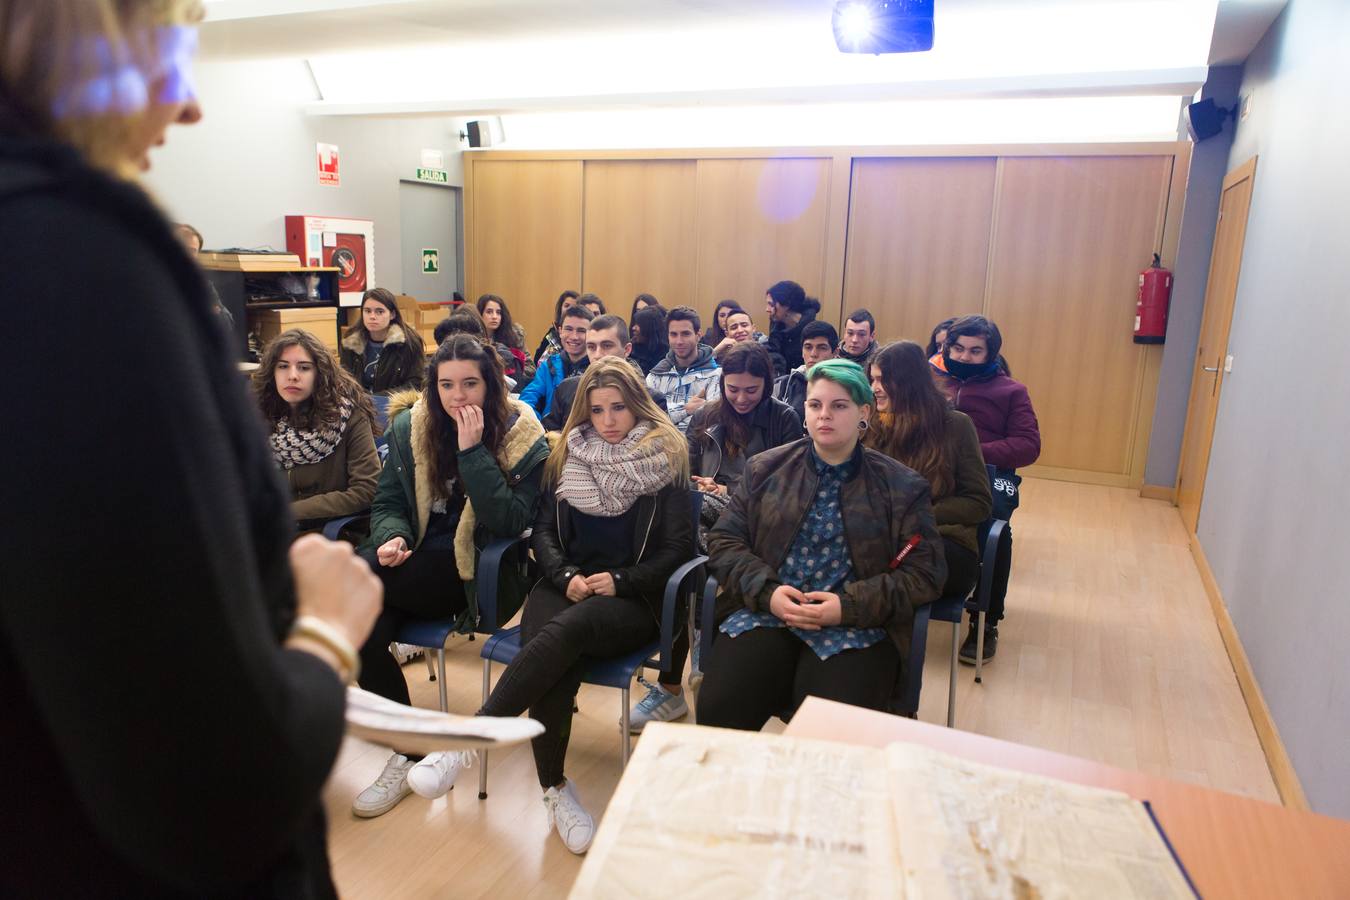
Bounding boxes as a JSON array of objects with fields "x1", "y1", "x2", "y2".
[{"x1": 784, "y1": 697, "x2": 1350, "y2": 899}]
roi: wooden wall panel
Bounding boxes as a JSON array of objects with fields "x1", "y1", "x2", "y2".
[
  {"x1": 842, "y1": 157, "x2": 997, "y2": 345},
  {"x1": 692, "y1": 158, "x2": 832, "y2": 334},
  {"x1": 581, "y1": 160, "x2": 698, "y2": 316},
  {"x1": 987, "y1": 156, "x2": 1172, "y2": 476},
  {"x1": 468, "y1": 159, "x2": 583, "y2": 352}
]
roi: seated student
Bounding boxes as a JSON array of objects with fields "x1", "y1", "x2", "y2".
[
  {"x1": 709, "y1": 307, "x2": 767, "y2": 364},
  {"x1": 533, "y1": 289, "x2": 580, "y2": 365},
  {"x1": 773, "y1": 320, "x2": 838, "y2": 423},
  {"x1": 350, "y1": 335, "x2": 550, "y2": 819},
  {"x1": 341, "y1": 287, "x2": 426, "y2": 394},
  {"x1": 839, "y1": 308, "x2": 880, "y2": 371},
  {"x1": 629, "y1": 305, "x2": 670, "y2": 375},
  {"x1": 629, "y1": 292, "x2": 664, "y2": 323},
  {"x1": 407, "y1": 357, "x2": 692, "y2": 854},
  {"x1": 645, "y1": 306, "x2": 721, "y2": 433},
  {"x1": 630, "y1": 342, "x2": 802, "y2": 731},
  {"x1": 543, "y1": 315, "x2": 665, "y2": 431},
  {"x1": 174, "y1": 222, "x2": 234, "y2": 328},
  {"x1": 865, "y1": 341, "x2": 992, "y2": 606},
  {"x1": 437, "y1": 304, "x2": 525, "y2": 388},
  {"x1": 697, "y1": 359, "x2": 944, "y2": 730},
  {"x1": 477, "y1": 293, "x2": 535, "y2": 383},
  {"x1": 929, "y1": 315, "x2": 1040, "y2": 663},
  {"x1": 701, "y1": 298, "x2": 741, "y2": 348},
  {"x1": 925, "y1": 317, "x2": 956, "y2": 360},
  {"x1": 520, "y1": 304, "x2": 594, "y2": 417},
  {"x1": 253, "y1": 329, "x2": 380, "y2": 531},
  {"x1": 763, "y1": 280, "x2": 821, "y2": 372},
  {"x1": 578, "y1": 292, "x2": 606, "y2": 318}
]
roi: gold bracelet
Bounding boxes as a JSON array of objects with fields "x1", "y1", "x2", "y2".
[{"x1": 290, "y1": 615, "x2": 361, "y2": 685}]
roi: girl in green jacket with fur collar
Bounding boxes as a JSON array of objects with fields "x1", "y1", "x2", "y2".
[{"x1": 351, "y1": 335, "x2": 550, "y2": 820}]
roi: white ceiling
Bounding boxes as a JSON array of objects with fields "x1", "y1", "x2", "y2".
[{"x1": 197, "y1": 0, "x2": 1283, "y2": 115}]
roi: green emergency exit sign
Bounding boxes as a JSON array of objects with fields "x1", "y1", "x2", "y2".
[{"x1": 416, "y1": 168, "x2": 448, "y2": 184}]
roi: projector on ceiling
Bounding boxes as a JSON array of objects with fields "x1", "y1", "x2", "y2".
[{"x1": 832, "y1": 0, "x2": 935, "y2": 55}]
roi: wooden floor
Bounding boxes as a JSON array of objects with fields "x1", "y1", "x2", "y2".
[{"x1": 323, "y1": 477, "x2": 1278, "y2": 898}]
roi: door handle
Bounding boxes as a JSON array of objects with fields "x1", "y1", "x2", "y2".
[{"x1": 1201, "y1": 366, "x2": 1220, "y2": 372}]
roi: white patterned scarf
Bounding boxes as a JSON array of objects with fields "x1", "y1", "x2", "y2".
[
  {"x1": 268, "y1": 395, "x2": 354, "y2": 470},
  {"x1": 557, "y1": 421, "x2": 674, "y2": 515}
]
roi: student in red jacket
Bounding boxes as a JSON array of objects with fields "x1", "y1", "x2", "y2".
[{"x1": 930, "y1": 315, "x2": 1040, "y2": 663}]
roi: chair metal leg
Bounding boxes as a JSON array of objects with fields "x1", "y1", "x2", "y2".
[
  {"x1": 424, "y1": 650, "x2": 436, "y2": 681},
  {"x1": 947, "y1": 618, "x2": 959, "y2": 728},
  {"x1": 620, "y1": 686, "x2": 631, "y2": 768},
  {"x1": 436, "y1": 648, "x2": 448, "y2": 712},
  {"x1": 975, "y1": 610, "x2": 987, "y2": 684},
  {"x1": 479, "y1": 659, "x2": 491, "y2": 799}
]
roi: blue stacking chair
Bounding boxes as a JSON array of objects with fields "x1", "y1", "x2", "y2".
[
  {"x1": 475, "y1": 493, "x2": 708, "y2": 798},
  {"x1": 908, "y1": 464, "x2": 1010, "y2": 726}
]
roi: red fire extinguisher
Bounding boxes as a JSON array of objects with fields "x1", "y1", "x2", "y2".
[{"x1": 1134, "y1": 253, "x2": 1171, "y2": 344}]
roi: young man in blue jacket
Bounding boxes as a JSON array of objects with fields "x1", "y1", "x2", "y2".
[{"x1": 520, "y1": 304, "x2": 594, "y2": 416}]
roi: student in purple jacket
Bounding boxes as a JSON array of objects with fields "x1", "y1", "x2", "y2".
[{"x1": 930, "y1": 315, "x2": 1040, "y2": 664}]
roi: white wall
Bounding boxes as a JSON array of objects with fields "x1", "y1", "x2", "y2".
[
  {"x1": 1196, "y1": 0, "x2": 1350, "y2": 817},
  {"x1": 143, "y1": 58, "x2": 464, "y2": 295}
]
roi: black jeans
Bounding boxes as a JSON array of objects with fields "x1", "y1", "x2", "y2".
[
  {"x1": 696, "y1": 627, "x2": 900, "y2": 731},
  {"x1": 943, "y1": 536, "x2": 980, "y2": 600},
  {"x1": 479, "y1": 582, "x2": 658, "y2": 789},
  {"x1": 975, "y1": 514, "x2": 1014, "y2": 624},
  {"x1": 356, "y1": 546, "x2": 466, "y2": 706}
]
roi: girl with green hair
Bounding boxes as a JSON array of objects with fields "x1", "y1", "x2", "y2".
[{"x1": 698, "y1": 357, "x2": 948, "y2": 728}]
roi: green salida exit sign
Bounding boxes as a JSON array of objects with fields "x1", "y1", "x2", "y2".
[{"x1": 416, "y1": 167, "x2": 448, "y2": 184}]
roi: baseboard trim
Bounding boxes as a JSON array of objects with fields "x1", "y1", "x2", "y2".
[
  {"x1": 1188, "y1": 534, "x2": 1309, "y2": 810},
  {"x1": 1140, "y1": 484, "x2": 1175, "y2": 502}
]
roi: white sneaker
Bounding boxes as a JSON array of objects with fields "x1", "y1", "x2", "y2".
[
  {"x1": 352, "y1": 752, "x2": 414, "y2": 818},
  {"x1": 390, "y1": 642, "x2": 424, "y2": 665},
  {"x1": 406, "y1": 750, "x2": 474, "y2": 799},
  {"x1": 628, "y1": 676, "x2": 689, "y2": 734},
  {"x1": 543, "y1": 779, "x2": 594, "y2": 854}
]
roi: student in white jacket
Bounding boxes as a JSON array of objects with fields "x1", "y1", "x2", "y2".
[{"x1": 645, "y1": 306, "x2": 721, "y2": 433}]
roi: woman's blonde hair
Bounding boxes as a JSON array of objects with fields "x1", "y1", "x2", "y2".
[
  {"x1": 544, "y1": 356, "x2": 690, "y2": 485},
  {"x1": 0, "y1": 1, "x2": 204, "y2": 176}
]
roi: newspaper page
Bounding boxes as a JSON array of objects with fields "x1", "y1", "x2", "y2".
[
  {"x1": 571, "y1": 723, "x2": 902, "y2": 899},
  {"x1": 886, "y1": 743, "x2": 1195, "y2": 899},
  {"x1": 344, "y1": 686, "x2": 543, "y2": 756}
]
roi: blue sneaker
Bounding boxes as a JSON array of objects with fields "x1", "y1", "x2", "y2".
[{"x1": 628, "y1": 676, "x2": 688, "y2": 734}]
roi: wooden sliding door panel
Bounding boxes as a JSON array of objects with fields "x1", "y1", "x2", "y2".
[
  {"x1": 582, "y1": 160, "x2": 698, "y2": 315},
  {"x1": 843, "y1": 157, "x2": 997, "y2": 345},
  {"x1": 693, "y1": 158, "x2": 832, "y2": 331},
  {"x1": 987, "y1": 156, "x2": 1171, "y2": 476},
  {"x1": 469, "y1": 159, "x2": 583, "y2": 351}
]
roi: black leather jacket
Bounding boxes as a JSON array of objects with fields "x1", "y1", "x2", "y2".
[
  {"x1": 687, "y1": 397, "x2": 803, "y2": 487},
  {"x1": 532, "y1": 481, "x2": 694, "y2": 608}
]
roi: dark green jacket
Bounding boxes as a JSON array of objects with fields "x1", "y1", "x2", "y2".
[
  {"x1": 708, "y1": 439, "x2": 946, "y2": 699},
  {"x1": 364, "y1": 393, "x2": 549, "y2": 632}
]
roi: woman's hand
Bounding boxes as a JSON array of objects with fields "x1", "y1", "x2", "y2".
[
  {"x1": 289, "y1": 534, "x2": 382, "y2": 649},
  {"x1": 691, "y1": 475, "x2": 723, "y2": 494},
  {"x1": 769, "y1": 583, "x2": 818, "y2": 629},
  {"x1": 376, "y1": 536, "x2": 413, "y2": 568},
  {"x1": 585, "y1": 572, "x2": 617, "y2": 597},
  {"x1": 452, "y1": 405, "x2": 484, "y2": 451},
  {"x1": 566, "y1": 574, "x2": 593, "y2": 603},
  {"x1": 801, "y1": 591, "x2": 843, "y2": 627}
]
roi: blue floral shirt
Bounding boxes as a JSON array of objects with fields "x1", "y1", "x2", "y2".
[{"x1": 721, "y1": 447, "x2": 888, "y2": 659}]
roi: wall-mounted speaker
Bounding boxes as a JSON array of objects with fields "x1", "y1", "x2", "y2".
[
  {"x1": 462, "y1": 117, "x2": 505, "y2": 148},
  {"x1": 1185, "y1": 99, "x2": 1237, "y2": 142}
]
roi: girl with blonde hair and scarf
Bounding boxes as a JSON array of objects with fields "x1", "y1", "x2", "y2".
[{"x1": 406, "y1": 357, "x2": 692, "y2": 855}]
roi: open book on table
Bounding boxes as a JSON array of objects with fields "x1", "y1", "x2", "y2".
[{"x1": 571, "y1": 723, "x2": 1197, "y2": 899}]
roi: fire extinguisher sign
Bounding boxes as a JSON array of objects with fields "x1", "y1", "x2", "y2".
[{"x1": 317, "y1": 143, "x2": 340, "y2": 187}]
